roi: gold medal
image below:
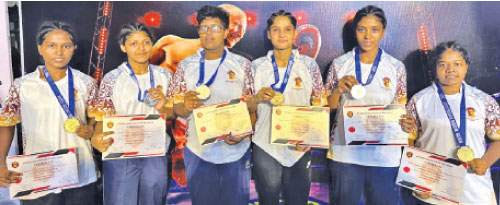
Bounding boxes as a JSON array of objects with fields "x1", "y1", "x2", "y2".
[
  {"x1": 64, "y1": 118, "x2": 80, "y2": 133},
  {"x1": 196, "y1": 85, "x2": 210, "y2": 100},
  {"x1": 456, "y1": 146, "x2": 475, "y2": 162},
  {"x1": 270, "y1": 92, "x2": 284, "y2": 106}
]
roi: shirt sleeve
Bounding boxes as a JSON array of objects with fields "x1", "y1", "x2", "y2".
[
  {"x1": 242, "y1": 59, "x2": 255, "y2": 99},
  {"x1": 309, "y1": 60, "x2": 327, "y2": 106},
  {"x1": 85, "y1": 78, "x2": 98, "y2": 114},
  {"x1": 324, "y1": 60, "x2": 339, "y2": 96},
  {"x1": 484, "y1": 95, "x2": 500, "y2": 140},
  {"x1": 392, "y1": 63, "x2": 407, "y2": 105},
  {"x1": 406, "y1": 96, "x2": 422, "y2": 141},
  {"x1": 162, "y1": 71, "x2": 174, "y2": 108},
  {"x1": 0, "y1": 81, "x2": 22, "y2": 126},
  {"x1": 167, "y1": 60, "x2": 187, "y2": 107},
  {"x1": 89, "y1": 74, "x2": 116, "y2": 121}
]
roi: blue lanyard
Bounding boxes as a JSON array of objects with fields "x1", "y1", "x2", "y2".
[
  {"x1": 196, "y1": 50, "x2": 227, "y2": 87},
  {"x1": 270, "y1": 53, "x2": 294, "y2": 93},
  {"x1": 126, "y1": 62, "x2": 155, "y2": 102},
  {"x1": 355, "y1": 47, "x2": 382, "y2": 86},
  {"x1": 436, "y1": 83, "x2": 467, "y2": 146},
  {"x1": 42, "y1": 66, "x2": 75, "y2": 119}
]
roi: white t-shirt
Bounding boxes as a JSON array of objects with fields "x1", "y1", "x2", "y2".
[
  {"x1": 324, "y1": 48, "x2": 407, "y2": 167},
  {"x1": 90, "y1": 63, "x2": 173, "y2": 148},
  {"x1": 252, "y1": 50, "x2": 327, "y2": 167},
  {"x1": 167, "y1": 48, "x2": 254, "y2": 164},
  {"x1": 408, "y1": 82, "x2": 500, "y2": 204},
  {"x1": 0, "y1": 66, "x2": 98, "y2": 198}
]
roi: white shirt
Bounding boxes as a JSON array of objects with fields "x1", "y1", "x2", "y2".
[
  {"x1": 167, "y1": 48, "x2": 254, "y2": 164},
  {"x1": 90, "y1": 63, "x2": 173, "y2": 149},
  {"x1": 252, "y1": 50, "x2": 327, "y2": 167},
  {"x1": 0, "y1": 66, "x2": 98, "y2": 197},
  {"x1": 408, "y1": 82, "x2": 500, "y2": 204},
  {"x1": 324, "y1": 48, "x2": 407, "y2": 167}
]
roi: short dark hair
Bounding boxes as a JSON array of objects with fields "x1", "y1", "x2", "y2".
[
  {"x1": 117, "y1": 22, "x2": 154, "y2": 46},
  {"x1": 36, "y1": 21, "x2": 77, "y2": 46},
  {"x1": 353, "y1": 5, "x2": 387, "y2": 29},
  {"x1": 196, "y1": 5, "x2": 230, "y2": 29},
  {"x1": 431, "y1": 41, "x2": 471, "y2": 70},
  {"x1": 266, "y1": 10, "x2": 297, "y2": 31}
]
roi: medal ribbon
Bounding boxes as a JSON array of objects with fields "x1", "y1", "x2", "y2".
[
  {"x1": 436, "y1": 83, "x2": 466, "y2": 146},
  {"x1": 270, "y1": 53, "x2": 294, "y2": 93},
  {"x1": 355, "y1": 47, "x2": 382, "y2": 86},
  {"x1": 126, "y1": 62, "x2": 155, "y2": 102},
  {"x1": 42, "y1": 66, "x2": 75, "y2": 119},
  {"x1": 196, "y1": 50, "x2": 227, "y2": 87}
]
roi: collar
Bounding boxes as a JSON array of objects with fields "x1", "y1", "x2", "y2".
[
  {"x1": 350, "y1": 47, "x2": 385, "y2": 60},
  {"x1": 431, "y1": 81, "x2": 469, "y2": 96},
  {"x1": 266, "y1": 49, "x2": 300, "y2": 63},
  {"x1": 195, "y1": 47, "x2": 230, "y2": 59}
]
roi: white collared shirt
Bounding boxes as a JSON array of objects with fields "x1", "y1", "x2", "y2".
[
  {"x1": 0, "y1": 66, "x2": 98, "y2": 197},
  {"x1": 408, "y1": 82, "x2": 500, "y2": 204},
  {"x1": 324, "y1": 48, "x2": 407, "y2": 167},
  {"x1": 90, "y1": 63, "x2": 173, "y2": 149},
  {"x1": 167, "y1": 48, "x2": 254, "y2": 164},
  {"x1": 252, "y1": 50, "x2": 327, "y2": 167}
]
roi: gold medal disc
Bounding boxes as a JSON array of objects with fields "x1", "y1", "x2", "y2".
[
  {"x1": 456, "y1": 146, "x2": 475, "y2": 162},
  {"x1": 270, "y1": 92, "x2": 284, "y2": 106},
  {"x1": 196, "y1": 85, "x2": 210, "y2": 100},
  {"x1": 64, "y1": 118, "x2": 80, "y2": 133}
]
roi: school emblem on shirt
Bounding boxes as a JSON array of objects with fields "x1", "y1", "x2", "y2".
[
  {"x1": 294, "y1": 77, "x2": 303, "y2": 88},
  {"x1": 227, "y1": 70, "x2": 236, "y2": 82},
  {"x1": 383, "y1": 77, "x2": 391, "y2": 88},
  {"x1": 74, "y1": 89, "x2": 79, "y2": 99},
  {"x1": 406, "y1": 152, "x2": 413, "y2": 158},
  {"x1": 467, "y1": 107, "x2": 476, "y2": 119}
]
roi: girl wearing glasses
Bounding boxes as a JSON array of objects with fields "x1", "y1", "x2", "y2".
[{"x1": 169, "y1": 5, "x2": 257, "y2": 205}]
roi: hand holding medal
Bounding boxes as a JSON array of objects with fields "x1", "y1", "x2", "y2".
[
  {"x1": 468, "y1": 158, "x2": 488, "y2": 175},
  {"x1": 194, "y1": 50, "x2": 227, "y2": 102},
  {"x1": 75, "y1": 124, "x2": 94, "y2": 140},
  {"x1": 255, "y1": 87, "x2": 275, "y2": 104},
  {"x1": 125, "y1": 63, "x2": 159, "y2": 108},
  {"x1": 183, "y1": 91, "x2": 204, "y2": 112},
  {"x1": 146, "y1": 85, "x2": 169, "y2": 110},
  {"x1": 350, "y1": 47, "x2": 383, "y2": 100}
]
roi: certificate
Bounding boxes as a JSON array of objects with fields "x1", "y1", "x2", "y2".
[
  {"x1": 7, "y1": 148, "x2": 79, "y2": 199},
  {"x1": 193, "y1": 98, "x2": 253, "y2": 145},
  {"x1": 343, "y1": 104, "x2": 408, "y2": 145},
  {"x1": 270, "y1": 106, "x2": 330, "y2": 148},
  {"x1": 396, "y1": 146, "x2": 466, "y2": 204},
  {"x1": 102, "y1": 114, "x2": 166, "y2": 160}
]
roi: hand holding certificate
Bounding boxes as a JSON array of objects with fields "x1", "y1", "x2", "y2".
[
  {"x1": 343, "y1": 104, "x2": 408, "y2": 145},
  {"x1": 193, "y1": 98, "x2": 253, "y2": 145},
  {"x1": 102, "y1": 114, "x2": 166, "y2": 160},
  {"x1": 271, "y1": 106, "x2": 330, "y2": 148},
  {"x1": 396, "y1": 146, "x2": 467, "y2": 204},
  {"x1": 6, "y1": 148, "x2": 79, "y2": 199}
]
